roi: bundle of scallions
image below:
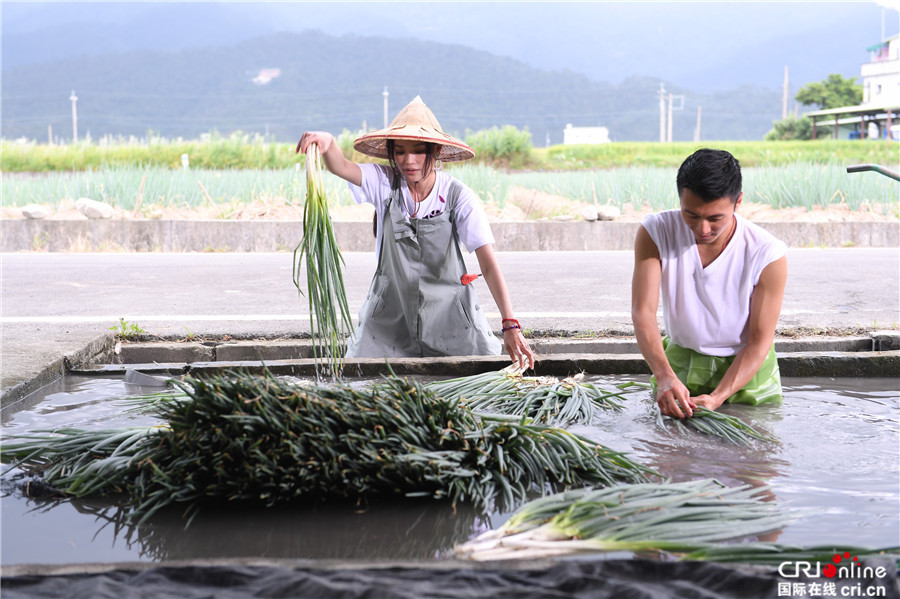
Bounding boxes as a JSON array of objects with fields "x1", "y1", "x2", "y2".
[
  {"x1": 292, "y1": 142, "x2": 353, "y2": 378},
  {"x1": 454, "y1": 479, "x2": 793, "y2": 561},
  {"x1": 0, "y1": 370, "x2": 657, "y2": 525},
  {"x1": 656, "y1": 405, "x2": 777, "y2": 446},
  {"x1": 425, "y1": 366, "x2": 631, "y2": 425}
]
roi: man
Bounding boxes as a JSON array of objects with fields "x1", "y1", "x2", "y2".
[{"x1": 631, "y1": 148, "x2": 788, "y2": 419}]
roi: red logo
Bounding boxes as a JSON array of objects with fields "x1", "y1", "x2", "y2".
[{"x1": 822, "y1": 552, "x2": 859, "y2": 578}]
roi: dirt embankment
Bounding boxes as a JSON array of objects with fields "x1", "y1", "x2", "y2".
[{"x1": 2, "y1": 186, "x2": 896, "y2": 223}]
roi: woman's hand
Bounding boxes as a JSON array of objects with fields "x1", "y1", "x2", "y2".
[
  {"x1": 295, "y1": 131, "x2": 362, "y2": 186},
  {"x1": 504, "y1": 328, "x2": 535, "y2": 370},
  {"x1": 296, "y1": 131, "x2": 335, "y2": 155}
]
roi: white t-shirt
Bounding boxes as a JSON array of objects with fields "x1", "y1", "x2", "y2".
[
  {"x1": 641, "y1": 210, "x2": 787, "y2": 357},
  {"x1": 348, "y1": 163, "x2": 495, "y2": 253}
]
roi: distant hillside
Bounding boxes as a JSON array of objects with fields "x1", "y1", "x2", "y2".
[{"x1": 1, "y1": 31, "x2": 783, "y2": 144}]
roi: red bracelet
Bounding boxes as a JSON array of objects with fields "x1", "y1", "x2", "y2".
[{"x1": 501, "y1": 318, "x2": 521, "y2": 333}]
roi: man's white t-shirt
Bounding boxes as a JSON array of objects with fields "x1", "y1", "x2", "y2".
[
  {"x1": 348, "y1": 163, "x2": 494, "y2": 253},
  {"x1": 641, "y1": 210, "x2": 787, "y2": 357}
]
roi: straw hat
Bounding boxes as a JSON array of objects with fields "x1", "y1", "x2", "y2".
[{"x1": 353, "y1": 96, "x2": 475, "y2": 162}]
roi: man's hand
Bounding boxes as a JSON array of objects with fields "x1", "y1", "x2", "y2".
[
  {"x1": 690, "y1": 393, "x2": 727, "y2": 412},
  {"x1": 655, "y1": 373, "x2": 694, "y2": 418}
]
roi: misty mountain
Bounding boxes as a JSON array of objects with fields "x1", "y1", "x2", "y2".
[
  {"x1": 3, "y1": 1, "x2": 891, "y2": 92},
  {"x1": 1, "y1": 29, "x2": 787, "y2": 144}
]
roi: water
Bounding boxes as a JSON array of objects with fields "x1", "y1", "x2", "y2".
[{"x1": 1, "y1": 375, "x2": 897, "y2": 565}]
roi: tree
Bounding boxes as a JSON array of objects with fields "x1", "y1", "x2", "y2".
[
  {"x1": 795, "y1": 74, "x2": 863, "y2": 110},
  {"x1": 765, "y1": 116, "x2": 814, "y2": 141}
]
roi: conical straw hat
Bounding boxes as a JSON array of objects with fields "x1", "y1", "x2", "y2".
[{"x1": 353, "y1": 96, "x2": 475, "y2": 162}]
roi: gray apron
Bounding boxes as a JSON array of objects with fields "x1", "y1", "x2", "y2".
[{"x1": 345, "y1": 178, "x2": 502, "y2": 358}]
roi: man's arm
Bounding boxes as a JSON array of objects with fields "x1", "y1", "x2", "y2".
[
  {"x1": 692, "y1": 255, "x2": 788, "y2": 411},
  {"x1": 631, "y1": 226, "x2": 694, "y2": 418}
]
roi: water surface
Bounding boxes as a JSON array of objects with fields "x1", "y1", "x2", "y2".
[{"x1": 2, "y1": 375, "x2": 897, "y2": 565}]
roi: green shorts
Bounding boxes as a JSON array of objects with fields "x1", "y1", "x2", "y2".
[{"x1": 651, "y1": 337, "x2": 783, "y2": 406}]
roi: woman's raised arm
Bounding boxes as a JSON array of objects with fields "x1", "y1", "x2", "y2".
[{"x1": 296, "y1": 131, "x2": 362, "y2": 186}]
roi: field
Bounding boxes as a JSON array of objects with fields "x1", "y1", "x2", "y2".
[{"x1": 2, "y1": 136, "x2": 898, "y2": 221}]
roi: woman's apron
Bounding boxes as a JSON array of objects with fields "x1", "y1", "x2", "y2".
[{"x1": 345, "y1": 179, "x2": 502, "y2": 358}]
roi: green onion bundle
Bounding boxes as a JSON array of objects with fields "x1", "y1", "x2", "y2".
[
  {"x1": 292, "y1": 143, "x2": 353, "y2": 378},
  {"x1": 426, "y1": 367, "x2": 629, "y2": 425},
  {"x1": 1, "y1": 370, "x2": 655, "y2": 524},
  {"x1": 454, "y1": 479, "x2": 792, "y2": 561},
  {"x1": 681, "y1": 543, "x2": 900, "y2": 565},
  {"x1": 0, "y1": 426, "x2": 163, "y2": 497},
  {"x1": 657, "y1": 406, "x2": 777, "y2": 446}
]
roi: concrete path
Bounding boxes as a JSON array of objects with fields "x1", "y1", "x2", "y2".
[{"x1": 2, "y1": 248, "x2": 898, "y2": 402}]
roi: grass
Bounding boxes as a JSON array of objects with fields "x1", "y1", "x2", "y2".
[
  {"x1": 3, "y1": 161, "x2": 896, "y2": 217},
  {"x1": 4, "y1": 136, "x2": 896, "y2": 173}
]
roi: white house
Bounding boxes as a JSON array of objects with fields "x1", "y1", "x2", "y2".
[
  {"x1": 806, "y1": 33, "x2": 899, "y2": 140},
  {"x1": 563, "y1": 123, "x2": 610, "y2": 145},
  {"x1": 862, "y1": 35, "x2": 900, "y2": 106}
]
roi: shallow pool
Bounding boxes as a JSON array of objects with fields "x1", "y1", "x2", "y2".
[{"x1": 1, "y1": 375, "x2": 897, "y2": 565}]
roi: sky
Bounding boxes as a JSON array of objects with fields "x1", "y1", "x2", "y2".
[{"x1": 3, "y1": 1, "x2": 899, "y2": 93}]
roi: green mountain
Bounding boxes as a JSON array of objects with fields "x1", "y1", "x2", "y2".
[{"x1": 2, "y1": 30, "x2": 783, "y2": 144}]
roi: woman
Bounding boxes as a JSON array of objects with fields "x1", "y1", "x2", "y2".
[{"x1": 297, "y1": 96, "x2": 534, "y2": 368}]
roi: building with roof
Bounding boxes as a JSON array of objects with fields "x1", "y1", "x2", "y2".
[
  {"x1": 562, "y1": 123, "x2": 610, "y2": 145},
  {"x1": 805, "y1": 34, "x2": 899, "y2": 140}
]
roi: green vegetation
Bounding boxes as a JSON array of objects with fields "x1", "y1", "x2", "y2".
[
  {"x1": 4, "y1": 135, "x2": 896, "y2": 173},
  {"x1": 1, "y1": 131, "x2": 301, "y2": 172},
  {"x1": 766, "y1": 74, "x2": 864, "y2": 140},
  {"x1": 109, "y1": 318, "x2": 146, "y2": 339},
  {"x1": 658, "y1": 406, "x2": 777, "y2": 446},
  {"x1": 454, "y1": 479, "x2": 792, "y2": 560},
  {"x1": 426, "y1": 367, "x2": 634, "y2": 426},
  {"x1": 3, "y1": 135, "x2": 896, "y2": 217},
  {"x1": 0, "y1": 370, "x2": 655, "y2": 523},
  {"x1": 795, "y1": 73, "x2": 864, "y2": 110},
  {"x1": 293, "y1": 144, "x2": 353, "y2": 377},
  {"x1": 465, "y1": 125, "x2": 535, "y2": 167},
  {"x1": 3, "y1": 161, "x2": 896, "y2": 216},
  {"x1": 765, "y1": 116, "x2": 817, "y2": 141}
]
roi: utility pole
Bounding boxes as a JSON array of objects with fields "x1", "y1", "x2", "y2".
[
  {"x1": 782, "y1": 66, "x2": 789, "y2": 120},
  {"x1": 667, "y1": 93, "x2": 685, "y2": 143},
  {"x1": 694, "y1": 106, "x2": 702, "y2": 142},
  {"x1": 667, "y1": 93, "x2": 674, "y2": 143},
  {"x1": 48, "y1": 125, "x2": 53, "y2": 145},
  {"x1": 658, "y1": 83, "x2": 667, "y2": 143},
  {"x1": 383, "y1": 87, "x2": 389, "y2": 128},
  {"x1": 69, "y1": 90, "x2": 79, "y2": 143}
]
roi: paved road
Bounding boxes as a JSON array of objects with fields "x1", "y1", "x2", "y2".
[{"x1": 2, "y1": 248, "x2": 899, "y2": 393}]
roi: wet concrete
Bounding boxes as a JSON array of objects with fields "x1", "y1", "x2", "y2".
[{"x1": 2, "y1": 248, "x2": 899, "y2": 407}]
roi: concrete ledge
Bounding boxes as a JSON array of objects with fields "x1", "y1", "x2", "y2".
[
  {"x1": 7, "y1": 336, "x2": 897, "y2": 409},
  {"x1": 0, "y1": 333, "x2": 113, "y2": 408},
  {"x1": 778, "y1": 350, "x2": 900, "y2": 377},
  {"x1": 105, "y1": 335, "x2": 878, "y2": 366},
  {"x1": 71, "y1": 350, "x2": 900, "y2": 380},
  {"x1": 2, "y1": 219, "x2": 898, "y2": 252}
]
